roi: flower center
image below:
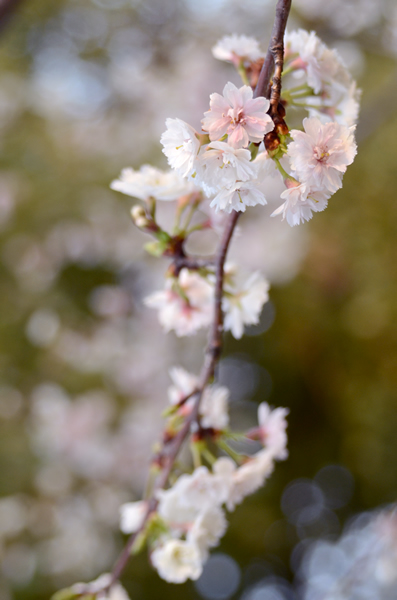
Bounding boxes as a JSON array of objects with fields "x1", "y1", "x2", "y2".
[
  {"x1": 227, "y1": 106, "x2": 244, "y2": 125},
  {"x1": 314, "y1": 146, "x2": 329, "y2": 163}
]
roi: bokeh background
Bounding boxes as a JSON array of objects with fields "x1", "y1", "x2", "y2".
[{"x1": 0, "y1": 0, "x2": 397, "y2": 599}]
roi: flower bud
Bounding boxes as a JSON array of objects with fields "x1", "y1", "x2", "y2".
[{"x1": 131, "y1": 205, "x2": 149, "y2": 228}]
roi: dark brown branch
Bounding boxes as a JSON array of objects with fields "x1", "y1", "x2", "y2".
[{"x1": 254, "y1": 0, "x2": 292, "y2": 104}]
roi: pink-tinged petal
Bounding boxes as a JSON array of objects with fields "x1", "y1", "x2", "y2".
[
  {"x1": 227, "y1": 124, "x2": 249, "y2": 148},
  {"x1": 244, "y1": 116, "x2": 273, "y2": 140},
  {"x1": 302, "y1": 117, "x2": 322, "y2": 140},
  {"x1": 244, "y1": 97, "x2": 270, "y2": 114},
  {"x1": 222, "y1": 82, "x2": 247, "y2": 108},
  {"x1": 209, "y1": 92, "x2": 230, "y2": 114}
]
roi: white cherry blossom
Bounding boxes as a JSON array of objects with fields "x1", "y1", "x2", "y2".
[
  {"x1": 158, "y1": 466, "x2": 231, "y2": 523},
  {"x1": 257, "y1": 402, "x2": 289, "y2": 460},
  {"x1": 187, "y1": 506, "x2": 228, "y2": 558},
  {"x1": 168, "y1": 367, "x2": 198, "y2": 406},
  {"x1": 288, "y1": 117, "x2": 357, "y2": 193},
  {"x1": 202, "y1": 82, "x2": 274, "y2": 148},
  {"x1": 201, "y1": 385, "x2": 229, "y2": 430},
  {"x1": 223, "y1": 267, "x2": 270, "y2": 339},
  {"x1": 167, "y1": 367, "x2": 229, "y2": 430},
  {"x1": 271, "y1": 180, "x2": 329, "y2": 227},
  {"x1": 227, "y1": 449, "x2": 275, "y2": 511},
  {"x1": 110, "y1": 165, "x2": 196, "y2": 201},
  {"x1": 119, "y1": 500, "x2": 147, "y2": 534},
  {"x1": 210, "y1": 180, "x2": 267, "y2": 213},
  {"x1": 212, "y1": 34, "x2": 264, "y2": 63},
  {"x1": 285, "y1": 29, "x2": 342, "y2": 94},
  {"x1": 151, "y1": 539, "x2": 203, "y2": 583},
  {"x1": 144, "y1": 269, "x2": 213, "y2": 337},
  {"x1": 71, "y1": 574, "x2": 131, "y2": 600},
  {"x1": 161, "y1": 118, "x2": 201, "y2": 178},
  {"x1": 197, "y1": 141, "x2": 257, "y2": 193}
]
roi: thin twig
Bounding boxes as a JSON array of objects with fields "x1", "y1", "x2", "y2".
[{"x1": 104, "y1": 0, "x2": 292, "y2": 591}]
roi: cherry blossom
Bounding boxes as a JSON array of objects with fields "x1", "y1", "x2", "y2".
[
  {"x1": 157, "y1": 466, "x2": 231, "y2": 524},
  {"x1": 226, "y1": 449, "x2": 275, "y2": 511},
  {"x1": 119, "y1": 500, "x2": 147, "y2": 534},
  {"x1": 288, "y1": 117, "x2": 357, "y2": 193},
  {"x1": 71, "y1": 574, "x2": 131, "y2": 600},
  {"x1": 223, "y1": 267, "x2": 270, "y2": 339},
  {"x1": 110, "y1": 165, "x2": 196, "y2": 201},
  {"x1": 161, "y1": 118, "x2": 201, "y2": 178},
  {"x1": 257, "y1": 402, "x2": 289, "y2": 460},
  {"x1": 271, "y1": 180, "x2": 329, "y2": 227},
  {"x1": 144, "y1": 269, "x2": 213, "y2": 337},
  {"x1": 212, "y1": 34, "x2": 264, "y2": 63},
  {"x1": 197, "y1": 141, "x2": 257, "y2": 193},
  {"x1": 210, "y1": 180, "x2": 267, "y2": 213},
  {"x1": 202, "y1": 82, "x2": 274, "y2": 148},
  {"x1": 285, "y1": 29, "x2": 342, "y2": 94},
  {"x1": 167, "y1": 367, "x2": 229, "y2": 430},
  {"x1": 151, "y1": 539, "x2": 203, "y2": 583},
  {"x1": 186, "y1": 506, "x2": 228, "y2": 558}
]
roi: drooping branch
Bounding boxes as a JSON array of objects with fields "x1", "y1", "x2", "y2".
[{"x1": 104, "y1": 0, "x2": 293, "y2": 592}]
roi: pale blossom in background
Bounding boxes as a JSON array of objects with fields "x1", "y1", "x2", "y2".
[
  {"x1": 151, "y1": 539, "x2": 203, "y2": 583},
  {"x1": 167, "y1": 366, "x2": 229, "y2": 430},
  {"x1": 202, "y1": 82, "x2": 273, "y2": 148},
  {"x1": 144, "y1": 269, "x2": 213, "y2": 337},
  {"x1": 223, "y1": 268, "x2": 270, "y2": 338},
  {"x1": 226, "y1": 449, "x2": 275, "y2": 511},
  {"x1": 212, "y1": 34, "x2": 264, "y2": 63},
  {"x1": 168, "y1": 367, "x2": 198, "y2": 406},
  {"x1": 186, "y1": 506, "x2": 228, "y2": 558},
  {"x1": 257, "y1": 402, "x2": 289, "y2": 460},
  {"x1": 285, "y1": 29, "x2": 342, "y2": 94},
  {"x1": 71, "y1": 574, "x2": 131, "y2": 600},
  {"x1": 119, "y1": 500, "x2": 147, "y2": 534},
  {"x1": 200, "y1": 384, "x2": 229, "y2": 430},
  {"x1": 110, "y1": 165, "x2": 196, "y2": 201}
]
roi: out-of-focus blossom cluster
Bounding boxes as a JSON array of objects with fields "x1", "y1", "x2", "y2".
[
  {"x1": 120, "y1": 400, "x2": 288, "y2": 584},
  {"x1": 298, "y1": 505, "x2": 397, "y2": 599}
]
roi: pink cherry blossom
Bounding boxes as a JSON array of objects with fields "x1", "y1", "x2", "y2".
[
  {"x1": 288, "y1": 117, "x2": 357, "y2": 193},
  {"x1": 201, "y1": 82, "x2": 274, "y2": 148}
]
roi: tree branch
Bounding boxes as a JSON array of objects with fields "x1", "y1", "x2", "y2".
[{"x1": 254, "y1": 0, "x2": 292, "y2": 104}]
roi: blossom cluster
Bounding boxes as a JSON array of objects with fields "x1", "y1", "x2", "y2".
[
  {"x1": 145, "y1": 264, "x2": 269, "y2": 339},
  {"x1": 78, "y1": 27, "x2": 359, "y2": 595},
  {"x1": 119, "y1": 389, "x2": 288, "y2": 584},
  {"x1": 112, "y1": 30, "x2": 358, "y2": 231}
]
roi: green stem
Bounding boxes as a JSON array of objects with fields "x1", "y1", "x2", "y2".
[
  {"x1": 190, "y1": 442, "x2": 202, "y2": 469},
  {"x1": 217, "y1": 439, "x2": 242, "y2": 464},
  {"x1": 201, "y1": 447, "x2": 217, "y2": 466},
  {"x1": 237, "y1": 62, "x2": 250, "y2": 86},
  {"x1": 274, "y1": 157, "x2": 290, "y2": 180}
]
